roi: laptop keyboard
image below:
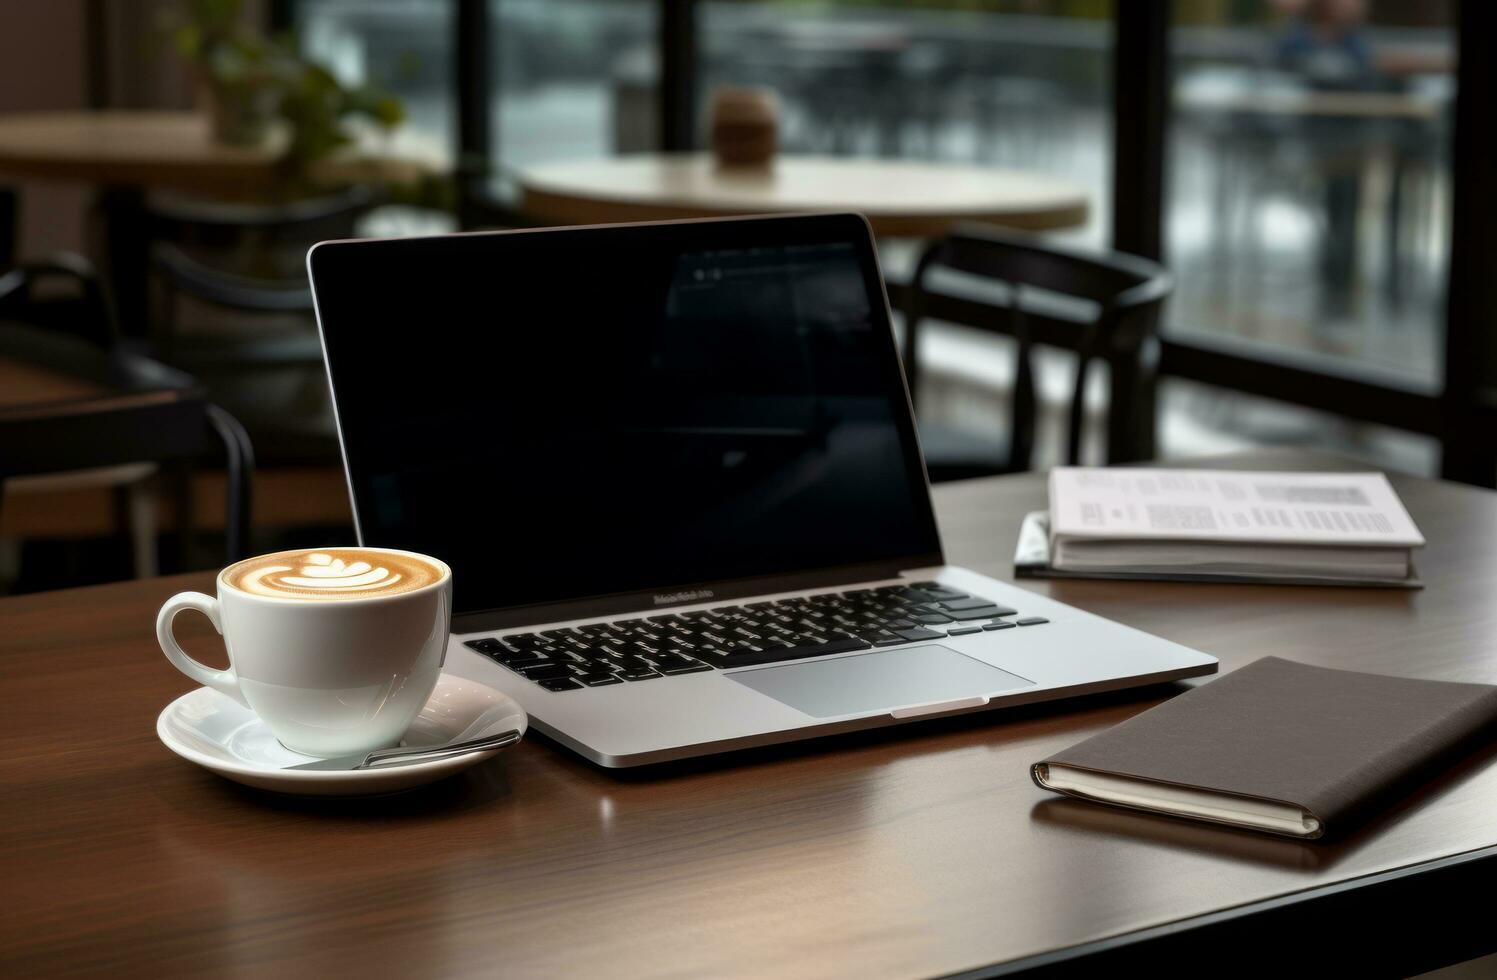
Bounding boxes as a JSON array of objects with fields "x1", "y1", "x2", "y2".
[{"x1": 463, "y1": 582, "x2": 1049, "y2": 692}]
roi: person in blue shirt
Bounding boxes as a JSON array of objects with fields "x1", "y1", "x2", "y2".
[{"x1": 1274, "y1": 0, "x2": 1376, "y2": 88}]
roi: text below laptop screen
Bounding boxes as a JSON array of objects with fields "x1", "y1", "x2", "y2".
[{"x1": 312, "y1": 216, "x2": 942, "y2": 618}]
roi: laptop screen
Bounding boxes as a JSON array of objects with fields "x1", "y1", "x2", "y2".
[{"x1": 311, "y1": 215, "x2": 942, "y2": 621}]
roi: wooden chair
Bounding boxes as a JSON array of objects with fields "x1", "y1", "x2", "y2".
[{"x1": 900, "y1": 227, "x2": 1172, "y2": 482}]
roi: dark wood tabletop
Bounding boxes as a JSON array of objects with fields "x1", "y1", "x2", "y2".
[{"x1": 3, "y1": 449, "x2": 1495, "y2": 978}]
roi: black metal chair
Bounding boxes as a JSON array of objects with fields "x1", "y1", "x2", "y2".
[
  {"x1": 0, "y1": 252, "x2": 120, "y2": 349},
  {"x1": 145, "y1": 186, "x2": 374, "y2": 465},
  {"x1": 0, "y1": 257, "x2": 254, "y2": 582},
  {"x1": 0, "y1": 186, "x2": 16, "y2": 272},
  {"x1": 900, "y1": 227, "x2": 1172, "y2": 482}
]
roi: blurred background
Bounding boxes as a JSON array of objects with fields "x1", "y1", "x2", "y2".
[{"x1": 1, "y1": 0, "x2": 1491, "y2": 594}]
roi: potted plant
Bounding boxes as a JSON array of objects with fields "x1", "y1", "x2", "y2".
[{"x1": 162, "y1": 0, "x2": 411, "y2": 194}]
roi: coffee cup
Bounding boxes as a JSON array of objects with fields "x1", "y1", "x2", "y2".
[
  {"x1": 710, "y1": 85, "x2": 779, "y2": 167},
  {"x1": 156, "y1": 547, "x2": 452, "y2": 757}
]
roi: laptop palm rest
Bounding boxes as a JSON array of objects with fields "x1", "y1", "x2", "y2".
[{"x1": 727, "y1": 645, "x2": 1034, "y2": 719}]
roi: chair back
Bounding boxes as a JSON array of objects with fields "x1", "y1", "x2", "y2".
[
  {"x1": 0, "y1": 253, "x2": 120, "y2": 350},
  {"x1": 905, "y1": 227, "x2": 1171, "y2": 470},
  {"x1": 147, "y1": 185, "x2": 375, "y2": 320}
]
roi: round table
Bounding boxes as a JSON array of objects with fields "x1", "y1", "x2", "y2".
[{"x1": 516, "y1": 154, "x2": 1089, "y2": 237}]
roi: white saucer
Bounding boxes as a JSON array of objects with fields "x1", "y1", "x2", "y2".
[{"x1": 157, "y1": 673, "x2": 528, "y2": 796}]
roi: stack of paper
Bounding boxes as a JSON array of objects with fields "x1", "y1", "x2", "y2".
[{"x1": 1032, "y1": 468, "x2": 1425, "y2": 586}]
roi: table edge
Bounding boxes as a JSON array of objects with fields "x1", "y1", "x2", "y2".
[{"x1": 950, "y1": 842, "x2": 1497, "y2": 978}]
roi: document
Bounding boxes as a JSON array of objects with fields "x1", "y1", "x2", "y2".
[{"x1": 1048, "y1": 468, "x2": 1425, "y2": 547}]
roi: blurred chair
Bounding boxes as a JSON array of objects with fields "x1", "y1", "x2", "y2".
[
  {"x1": 1, "y1": 186, "x2": 15, "y2": 272},
  {"x1": 901, "y1": 227, "x2": 1171, "y2": 482},
  {"x1": 0, "y1": 252, "x2": 120, "y2": 348},
  {"x1": 0, "y1": 256, "x2": 253, "y2": 587},
  {"x1": 146, "y1": 186, "x2": 374, "y2": 465}
]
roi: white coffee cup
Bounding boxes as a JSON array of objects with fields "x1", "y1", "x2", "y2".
[{"x1": 156, "y1": 547, "x2": 452, "y2": 757}]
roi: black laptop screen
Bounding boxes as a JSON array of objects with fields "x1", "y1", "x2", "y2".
[{"x1": 311, "y1": 215, "x2": 942, "y2": 619}]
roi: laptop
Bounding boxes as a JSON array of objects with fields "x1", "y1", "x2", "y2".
[{"x1": 308, "y1": 213, "x2": 1217, "y2": 767}]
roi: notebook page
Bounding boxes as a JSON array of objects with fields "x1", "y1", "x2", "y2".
[{"x1": 1048, "y1": 469, "x2": 1425, "y2": 547}]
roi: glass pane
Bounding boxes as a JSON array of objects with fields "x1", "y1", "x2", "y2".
[
  {"x1": 296, "y1": 0, "x2": 455, "y2": 165},
  {"x1": 491, "y1": 0, "x2": 659, "y2": 170},
  {"x1": 1159, "y1": 380, "x2": 1439, "y2": 477},
  {"x1": 699, "y1": 0, "x2": 1114, "y2": 248},
  {"x1": 1167, "y1": 1, "x2": 1456, "y2": 388}
]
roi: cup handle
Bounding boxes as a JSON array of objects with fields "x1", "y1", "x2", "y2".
[{"x1": 156, "y1": 592, "x2": 250, "y2": 708}]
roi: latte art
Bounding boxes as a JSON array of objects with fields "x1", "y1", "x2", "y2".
[{"x1": 224, "y1": 548, "x2": 442, "y2": 600}]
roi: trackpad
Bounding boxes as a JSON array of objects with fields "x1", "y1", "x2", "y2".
[{"x1": 728, "y1": 645, "x2": 1034, "y2": 719}]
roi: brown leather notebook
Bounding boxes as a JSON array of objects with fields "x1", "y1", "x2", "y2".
[{"x1": 1032, "y1": 657, "x2": 1497, "y2": 838}]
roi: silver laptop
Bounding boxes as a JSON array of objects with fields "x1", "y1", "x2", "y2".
[{"x1": 308, "y1": 214, "x2": 1216, "y2": 767}]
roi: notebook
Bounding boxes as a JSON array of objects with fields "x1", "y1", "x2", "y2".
[
  {"x1": 1016, "y1": 468, "x2": 1425, "y2": 588},
  {"x1": 1032, "y1": 657, "x2": 1497, "y2": 838}
]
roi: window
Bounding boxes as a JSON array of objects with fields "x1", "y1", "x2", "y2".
[
  {"x1": 698, "y1": 0, "x2": 1113, "y2": 247},
  {"x1": 296, "y1": 0, "x2": 456, "y2": 165},
  {"x1": 1166, "y1": 1, "x2": 1456, "y2": 389},
  {"x1": 491, "y1": 0, "x2": 658, "y2": 171}
]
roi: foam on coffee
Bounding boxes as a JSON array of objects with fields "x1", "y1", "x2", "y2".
[{"x1": 224, "y1": 549, "x2": 442, "y2": 600}]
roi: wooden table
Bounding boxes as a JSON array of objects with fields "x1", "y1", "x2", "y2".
[
  {"x1": 1174, "y1": 86, "x2": 1445, "y2": 122},
  {"x1": 3, "y1": 449, "x2": 1495, "y2": 977},
  {"x1": 517, "y1": 153, "x2": 1090, "y2": 237}
]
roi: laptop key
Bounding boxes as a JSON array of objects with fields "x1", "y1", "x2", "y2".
[
  {"x1": 521, "y1": 664, "x2": 574, "y2": 681},
  {"x1": 464, "y1": 638, "x2": 503, "y2": 654},
  {"x1": 947, "y1": 626, "x2": 982, "y2": 636},
  {"x1": 618, "y1": 668, "x2": 661, "y2": 681},
  {"x1": 983, "y1": 621, "x2": 1018, "y2": 631},
  {"x1": 655, "y1": 653, "x2": 711, "y2": 673},
  {"x1": 1016, "y1": 617, "x2": 1050, "y2": 626},
  {"x1": 938, "y1": 597, "x2": 1001, "y2": 611},
  {"x1": 538, "y1": 678, "x2": 584, "y2": 692},
  {"x1": 893, "y1": 626, "x2": 945, "y2": 642},
  {"x1": 911, "y1": 612, "x2": 952, "y2": 624},
  {"x1": 579, "y1": 674, "x2": 623, "y2": 687},
  {"x1": 944, "y1": 606, "x2": 1012, "y2": 622},
  {"x1": 496, "y1": 651, "x2": 548, "y2": 667}
]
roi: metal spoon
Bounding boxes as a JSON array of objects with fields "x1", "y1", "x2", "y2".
[{"x1": 286, "y1": 728, "x2": 522, "y2": 772}]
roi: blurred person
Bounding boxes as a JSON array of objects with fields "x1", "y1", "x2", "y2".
[
  {"x1": 1271, "y1": 0, "x2": 1385, "y2": 316},
  {"x1": 1274, "y1": 0, "x2": 1376, "y2": 87}
]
